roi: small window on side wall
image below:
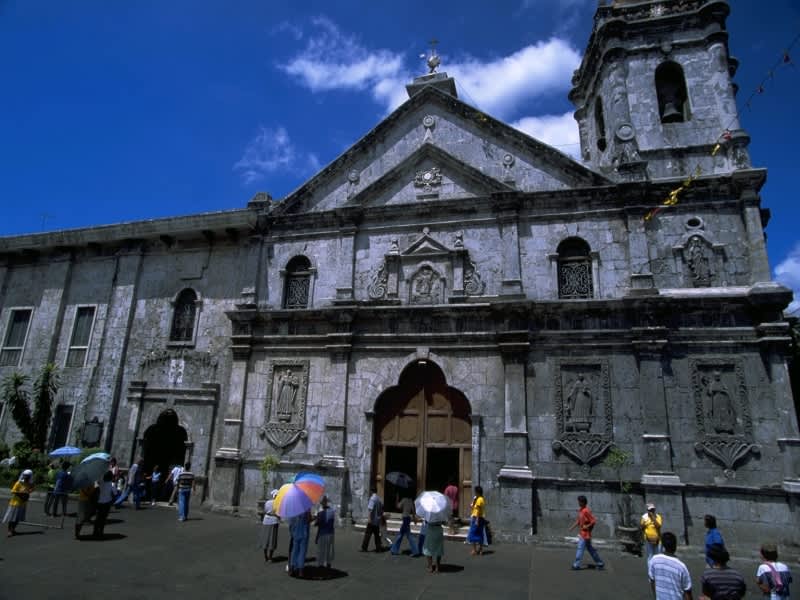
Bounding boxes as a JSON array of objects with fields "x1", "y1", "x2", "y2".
[
  {"x1": 655, "y1": 61, "x2": 690, "y2": 123},
  {"x1": 0, "y1": 308, "x2": 33, "y2": 367},
  {"x1": 65, "y1": 306, "x2": 96, "y2": 368},
  {"x1": 283, "y1": 256, "x2": 312, "y2": 309},
  {"x1": 557, "y1": 238, "x2": 594, "y2": 299},
  {"x1": 170, "y1": 289, "x2": 198, "y2": 342}
]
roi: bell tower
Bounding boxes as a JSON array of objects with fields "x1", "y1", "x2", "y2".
[{"x1": 570, "y1": 0, "x2": 750, "y2": 182}]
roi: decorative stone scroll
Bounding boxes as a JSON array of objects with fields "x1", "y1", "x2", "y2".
[
  {"x1": 552, "y1": 359, "x2": 613, "y2": 469},
  {"x1": 261, "y1": 359, "x2": 310, "y2": 449},
  {"x1": 139, "y1": 348, "x2": 219, "y2": 386},
  {"x1": 364, "y1": 227, "x2": 486, "y2": 303},
  {"x1": 691, "y1": 358, "x2": 759, "y2": 476}
]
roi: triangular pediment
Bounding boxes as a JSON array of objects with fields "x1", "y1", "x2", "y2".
[
  {"x1": 273, "y1": 84, "x2": 610, "y2": 216},
  {"x1": 401, "y1": 228, "x2": 453, "y2": 257}
]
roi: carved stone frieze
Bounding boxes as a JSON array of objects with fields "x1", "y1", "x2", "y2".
[
  {"x1": 552, "y1": 359, "x2": 613, "y2": 468},
  {"x1": 409, "y1": 264, "x2": 444, "y2": 305},
  {"x1": 367, "y1": 259, "x2": 389, "y2": 300},
  {"x1": 691, "y1": 358, "x2": 759, "y2": 476},
  {"x1": 139, "y1": 348, "x2": 218, "y2": 385},
  {"x1": 414, "y1": 167, "x2": 442, "y2": 190},
  {"x1": 261, "y1": 359, "x2": 310, "y2": 449}
]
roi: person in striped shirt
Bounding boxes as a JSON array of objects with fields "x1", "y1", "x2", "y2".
[
  {"x1": 700, "y1": 543, "x2": 746, "y2": 599},
  {"x1": 649, "y1": 531, "x2": 693, "y2": 600},
  {"x1": 176, "y1": 462, "x2": 195, "y2": 522}
]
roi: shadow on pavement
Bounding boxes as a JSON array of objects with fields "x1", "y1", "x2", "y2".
[
  {"x1": 10, "y1": 530, "x2": 44, "y2": 537},
  {"x1": 438, "y1": 563, "x2": 465, "y2": 573},
  {"x1": 76, "y1": 533, "x2": 127, "y2": 541},
  {"x1": 300, "y1": 566, "x2": 348, "y2": 580}
]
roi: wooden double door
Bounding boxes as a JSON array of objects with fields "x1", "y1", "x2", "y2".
[{"x1": 373, "y1": 361, "x2": 472, "y2": 517}]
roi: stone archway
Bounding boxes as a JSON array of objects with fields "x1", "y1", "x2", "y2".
[
  {"x1": 373, "y1": 360, "x2": 472, "y2": 517},
  {"x1": 141, "y1": 409, "x2": 188, "y2": 474}
]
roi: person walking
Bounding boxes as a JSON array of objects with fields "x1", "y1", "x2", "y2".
[
  {"x1": 113, "y1": 459, "x2": 142, "y2": 509},
  {"x1": 360, "y1": 487, "x2": 384, "y2": 552},
  {"x1": 176, "y1": 462, "x2": 195, "y2": 522},
  {"x1": 74, "y1": 482, "x2": 97, "y2": 539},
  {"x1": 288, "y1": 509, "x2": 311, "y2": 578},
  {"x1": 390, "y1": 493, "x2": 419, "y2": 556},
  {"x1": 47, "y1": 461, "x2": 71, "y2": 518},
  {"x1": 165, "y1": 463, "x2": 183, "y2": 506},
  {"x1": 756, "y1": 542, "x2": 793, "y2": 599},
  {"x1": 569, "y1": 494, "x2": 604, "y2": 570},
  {"x1": 444, "y1": 478, "x2": 459, "y2": 531},
  {"x1": 641, "y1": 502, "x2": 663, "y2": 563},
  {"x1": 148, "y1": 464, "x2": 162, "y2": 505},
  {"x1": 648, "y1": 531, "x2": 693, "y2": 600},
  {"x1": 704, "y1": 515, "x2": 725, "y2": 567},
  {"x1": 422, "y1": 518, "x2": 444, "y2": 574},
  {"x1": 315, "y1": 495, "x2": 336, "y2": 569},
  {"x1": 258, "y1": 489, "x2": 280, "y2": 563},
  {"x1": 467, "y1": 485, "x2": 487, "y2": 556},
  {"x1": 699, "y1": 543, "x2": 746, "y2": 600},
  {"x1": 93, "y1": 471, "x2": 116, "y2": 539},
  {"x1": 3, "y1": 469, "x2": 34, "y2": 537}
]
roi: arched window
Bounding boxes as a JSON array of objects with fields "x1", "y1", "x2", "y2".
[
  {"x1": 283, "y1": 256, "x2": 312, "y2": 309},
  {"x1": 655, "y1": 61, "x2": 690, "y2": 123},
  {"x1": 557, "y1": 238, "x2": 594, "y2": 299},
  {"x1": 594, "y1": 98, "x2": 607, "y2": 151},
  {"x1": 170, "y1": 288, "x2": 197, "y2": 342}
]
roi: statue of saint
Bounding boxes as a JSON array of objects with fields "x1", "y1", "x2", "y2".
[
  {"x1": 566, "y1": 372, "x2": 593, "y2": 432},
  {"x1": 276, "y1": 369, "x2": 299, "y2": 422},
  {"x1": 687, "y1": 236, "x2": 711, "y2": 286},
  {"x1": 705, "y1": 370, "x2": 736, "y2": 434}
]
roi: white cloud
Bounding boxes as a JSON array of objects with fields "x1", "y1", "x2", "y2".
[
  {"x1": 774, "y1": 243, "x2": 800, "y2": 315},
  {"x1": 447, "y1": 39, "x2": 581, "y2": 119},
  {"x1": 512, "y1": 112, "x2": 581, "y2": 158},
  {"x1": 279, "y1": 19, "x2": 581, "y2": 121},
  {"x1": 280, "y1": 16, "x2": 409, "y2": 107},
  {"x1": 233, "y1": 126, "x2": 318, "y2": 185}
]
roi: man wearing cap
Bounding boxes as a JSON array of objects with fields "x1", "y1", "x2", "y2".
[{"x1": 641, "y1": 502, "x2": 663, "y2": 564}]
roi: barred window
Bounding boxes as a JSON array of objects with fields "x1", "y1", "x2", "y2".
[
  {"x1": 170, "y1": 289, "x2": 198, "y2": 342},
  {"x1": 283, "y1": 256, "x2": 311, "y2": 309},
  {"x1": 0, "y1": 308, "x2": 32, "y2": 367},
  {"x1": 557, "y1": 238, "x2": 594, "y2": 299},
  {"x1": 65, "y1": 306, "x2": 96, "y2": 368}
]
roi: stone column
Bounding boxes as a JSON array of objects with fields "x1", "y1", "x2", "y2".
[
  {"x1": 213, "y1": 342, "x2": 251, "y2": 509},
  {"x1": 237, "y1": 234, "x2": 264, "y2": 308},
  {"x1": 740, "y1": 190, "x2": 771, "y2": 281},
  {"x1": 334, "y1": 226, "x2": 357, "y2": 303},
  {"x1": 634, "y1": 332, "x2": 685, "y2": 538},
  {"x1": 39, "y1": 250, "x2": 74, "y2": 364},
  {"x1": 626, "y1": 211, "x2": 656, "y2": 294},
  {"x1": 495, "y1": 196, "x2": 524, "y2": 297}
]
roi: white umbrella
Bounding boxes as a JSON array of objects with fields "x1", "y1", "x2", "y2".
[{"x1": 414, "y1": 490, "x2": 451, "y2": 524}]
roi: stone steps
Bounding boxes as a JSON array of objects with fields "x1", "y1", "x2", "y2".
[{"x1": 353, "y1": 515, "x2": 470, "y2": 541}]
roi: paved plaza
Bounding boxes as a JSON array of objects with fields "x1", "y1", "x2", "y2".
[{"x1": 0, "y1": 494, "x2": 787, "y2": 600}]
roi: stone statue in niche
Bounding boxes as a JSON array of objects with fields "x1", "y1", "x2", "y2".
[
  {"x1": 566, "y1": 372, "x2": 594, "y2": 432},
  {"x1": 410, "y1": 265, "x2": 442, "y2": 305},
  {"x1": 687, "y1": 236, "x2": 712, "y2": 287},
  {"x1": 276, "y1": 369, "x2": 299, "y2": 422},
  {"x1": 704, "y1": 370, "x2": 736, "y2": 434}
]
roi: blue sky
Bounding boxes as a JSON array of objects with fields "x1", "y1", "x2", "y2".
[{"x1": 2, "y1": 1, "x2": 799, "y2": 307}]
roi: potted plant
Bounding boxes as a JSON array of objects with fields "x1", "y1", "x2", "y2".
[
  {"x1": 257, "y1": 454, "x2": 280, "y2": 516},
  {"x1": 604, "y1": 446, "x2": 641, "y2": 555}
]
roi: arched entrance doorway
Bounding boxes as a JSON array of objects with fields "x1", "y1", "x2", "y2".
[
  {"x1": 373, "y1": 360, "x2": 472, "y2": 517},
  {"x1": 141, "y1": 409, "x2": 188, "y2": 474}
]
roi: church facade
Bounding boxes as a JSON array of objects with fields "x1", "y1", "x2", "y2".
[{"x1": 1, "y1": 0, "x2": 798, "y2": 547}]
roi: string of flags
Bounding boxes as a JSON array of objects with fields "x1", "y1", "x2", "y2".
[{"x1": 644, "y1": 32, "x2": 800, "y2": 222}]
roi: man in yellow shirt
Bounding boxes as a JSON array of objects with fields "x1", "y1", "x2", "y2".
[{"x1": 640, "y1": 502, "x2": 663, "y2": 564}]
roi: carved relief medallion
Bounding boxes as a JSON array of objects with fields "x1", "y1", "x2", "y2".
[
  {"x1": 414, "y1": 167, "x2": 442, "y2": 190},
  {"x1": 261, "y1": 360, "x2": 310, "y2": 448},
  {"x1": 552, "y1": 359, "x2": 613, "y2": 469}
]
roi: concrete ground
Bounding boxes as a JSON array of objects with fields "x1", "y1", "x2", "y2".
[{"x1": 0, "y1": 494, "x2": 781, "y2": 600}]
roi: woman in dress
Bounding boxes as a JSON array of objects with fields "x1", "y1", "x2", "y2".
[
  {"x1": 4, "y1": 469, "x2": 34, "y2": 537},
  {"x1": 258, "y1": 489, "x2": 280, "y2": 563},
  {"x1": 422, "y1": 518, "x2": 444, "y2": 574},
  {"x1": 315, "y1": 495, "x2": 335, "y2": 569},
  {"x1": 466, "y1": 485, "x2": 486, "y2": 556}
]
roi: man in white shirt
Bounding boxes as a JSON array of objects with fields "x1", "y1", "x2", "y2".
[
  {"x1": 166, "y1": 464, "x2": 183, "y2": 506},
  {"x1": 649, "y1": 531, "x2": 693, "y2": 600}
]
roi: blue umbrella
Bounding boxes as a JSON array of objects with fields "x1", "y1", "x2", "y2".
[
  {"x1": 69, "y1": 453, "x2": 111, "y2": 490},
  {"x1": 49, "y1": 445, "x2": 82, "y2": 457},
  {"x1": 82, "y1": 452, "x2": 111, "y2": 462}
]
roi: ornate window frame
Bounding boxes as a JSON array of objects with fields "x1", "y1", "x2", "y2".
[
  {"x1": 168, "y1": 288, "x2": 202, "y2": 347},
  {"x1": 280, "y1": 255, "x2": 317, "y2": 309},
  {"x1": 549, "y1": 237, "x2": 599, "y2": 300}
]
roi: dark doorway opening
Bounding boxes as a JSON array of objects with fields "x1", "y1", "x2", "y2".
[
  {"x1": 425, "y1": 447, "x2": 458, "y2": 494},
  {"x1": 141, "y1": 409, "x2": 188, "y2": 474},
  {"x1": 385, "y1": 445, "x2": 418, "y2": 501}
]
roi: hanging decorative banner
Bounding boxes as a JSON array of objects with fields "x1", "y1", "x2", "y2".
[{"x1": 644, "y1": 33, "x2": 799, "y2": 222}]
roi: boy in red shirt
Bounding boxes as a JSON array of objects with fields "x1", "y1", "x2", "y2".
[{"x1": 569, "y1": 495, "x2": 605, "y2": 570}]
